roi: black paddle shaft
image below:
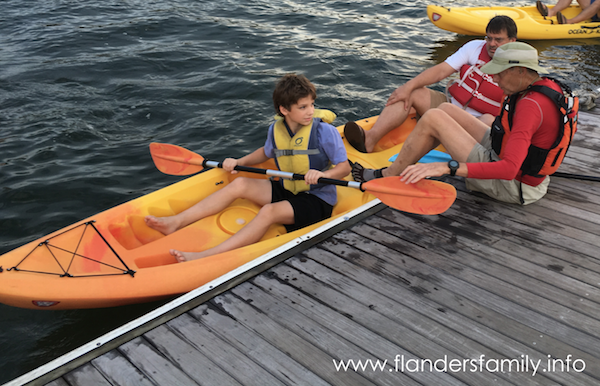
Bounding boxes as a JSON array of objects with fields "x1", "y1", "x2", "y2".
[{"x1": 203, "y1": 160, "x2": 363, "y2": 189}]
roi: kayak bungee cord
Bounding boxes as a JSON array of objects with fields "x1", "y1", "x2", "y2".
[{"x1": 6, "y1": 221, "x2": 135, "y2": 277}]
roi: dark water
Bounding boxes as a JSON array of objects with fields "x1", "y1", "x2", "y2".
[{"x1": 1, "y1": 0, "x2": 599, "y2": 383}]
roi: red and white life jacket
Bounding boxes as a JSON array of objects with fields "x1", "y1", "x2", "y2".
[{"x1": 447, "y1": 44, "x2": 504, "y2": 116}]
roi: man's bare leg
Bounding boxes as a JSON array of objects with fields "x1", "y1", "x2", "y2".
[
  {"x1": 478, "y1": 113, "x2": 495, "y2": 127},
  {"x1": 566, "y1": 0, "x2": 600, "y2": 23},
  {"x1": 546, "y1": 0, "x2": 578, "y2": 17},
  {"x1": 363, "y1": 87, "x2": 433, "y2": 152},
  {"x1": 384, "y1": 104, "x2": 488, "y2": 177}
]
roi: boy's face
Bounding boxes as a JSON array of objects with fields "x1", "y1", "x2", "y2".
[{"x1": 280, "y1": 96, "x2": 315, "y2": 128}]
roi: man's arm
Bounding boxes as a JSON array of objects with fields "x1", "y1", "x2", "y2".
[{"x1": 386, "y1": 62, "x2": 457, "y2": 107}]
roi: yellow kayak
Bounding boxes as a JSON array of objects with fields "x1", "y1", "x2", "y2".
[
  {"x1": 428, "y1": 4, "x2": 600, "y2": 40},
  {"x1": 0, "y1": 114, "x2": 455, "y2": 310}
]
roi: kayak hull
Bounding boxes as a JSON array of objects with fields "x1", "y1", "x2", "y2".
[
  {"x1": 0, "y1": 115, "x2": 418, "y2": 310},
  {"x1": 427, "y1": 4, "x2": 600, "y2": 40}
]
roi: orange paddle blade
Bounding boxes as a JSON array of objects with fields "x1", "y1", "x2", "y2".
[
  {"x1": 362, "y1": 177, "x2": 456, "y2": 215},
  {"x1": 149, "y1": 142, "x2": 205, "y2": 175}
]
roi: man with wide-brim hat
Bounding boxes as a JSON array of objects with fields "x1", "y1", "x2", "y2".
[
  {"x1": 351, "y1": 42, "x2": 577, "y2": 206},
  {"x1": 479, "y1": 41, "x2": 549, "y2": 96}
]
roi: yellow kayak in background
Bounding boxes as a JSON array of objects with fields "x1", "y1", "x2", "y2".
[{"x1": 427, "y1": 4, "x2": 600, "y2": 40}]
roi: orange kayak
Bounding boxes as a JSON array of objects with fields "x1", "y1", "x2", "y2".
[{"x1": 0, "y1": 115, "x2": 419, "y2": 310}]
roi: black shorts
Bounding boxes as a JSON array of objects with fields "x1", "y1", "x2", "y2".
[{"x1": 270, "y1": 180, "x2": 334, "y2": 233}]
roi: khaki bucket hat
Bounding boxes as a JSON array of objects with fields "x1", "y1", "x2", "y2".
[{"x1": 480, "y1": 42, "x2": 549, "y2": 74}]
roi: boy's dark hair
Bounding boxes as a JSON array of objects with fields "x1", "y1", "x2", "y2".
[
  {"x1": 273, "y1": 74, "x2": 317, "y2": 117},
  {"x1": 486, "y1": 15, "x2": 518, "y2": 39}
]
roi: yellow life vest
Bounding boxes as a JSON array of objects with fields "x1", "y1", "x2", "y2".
[{"x1": 272, "y1": 109, "x2": 336, "y2": 194}]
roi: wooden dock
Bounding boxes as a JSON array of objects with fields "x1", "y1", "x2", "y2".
[{"x1": 8, "y1": 111, "x2": 600, "y2": 386}]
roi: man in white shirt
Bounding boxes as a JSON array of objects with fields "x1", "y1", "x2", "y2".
[{"x1": 345, "y1": 15, "x2": 517, "y2": 154}]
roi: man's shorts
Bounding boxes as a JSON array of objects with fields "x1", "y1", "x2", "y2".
[
  {"x1": 429, "y1": 89, "x2": 450, "y2": 109},
  {"x1": 415, "y1": 90, "x2": 450, "y2": 120},
  {"x1": 271, "y1": 181, "x2": 334, "y2": 232},
  {"x1": 465, "y1": 129, "x2": 549, "y2": 205}
]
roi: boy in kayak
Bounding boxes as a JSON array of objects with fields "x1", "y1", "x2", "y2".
[
  {"x1": 352, "y1": 42, "x2": 577, "y2": 206},
  {"x1": 344, "y1": 15, "x2": 517, "y2": 154},
  {"x1": 145, "y1": 74, "x2": 351, "y2": 262},
  {"x1": 535, "y1": 0, "x2": 600, "y2": 24}
]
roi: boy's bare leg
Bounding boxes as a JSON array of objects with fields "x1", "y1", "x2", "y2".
[
  {"x1": 145, "y1": 177, "x2": 272, "y2": 235},
  {"x1": 171, "y1": 200, "x2": 295, "y2": 262},
  {"x1": 364, "y1": 87, "x2": 432, "y2": 152}
]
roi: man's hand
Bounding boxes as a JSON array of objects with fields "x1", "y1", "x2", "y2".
[
  {"x1": 400, "y1": 162, "x2": 448, "y2": 184},
  {"x1": 386, "y1": 84, "x2": 413, "y2": 109}
]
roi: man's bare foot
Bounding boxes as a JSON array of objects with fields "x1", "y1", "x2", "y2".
[
  {"x1": 144, "y1": 215, "x2": 180, "y2": 235},
  {"x1": 170, "y1": 249, "x2": 205, "y2": 263}
]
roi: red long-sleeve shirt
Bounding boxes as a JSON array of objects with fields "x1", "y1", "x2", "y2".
[{"x1": 467, "y1": 78, "x2": 562, "y2": 187}]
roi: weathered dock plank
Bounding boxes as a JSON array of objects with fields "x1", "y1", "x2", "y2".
[
  {"x1": 208, "y1": 291, "x2": 377, "y2": 386},
  {"x1": 291, "y1": 248, "x2": 596, "y2": 386},
  {"x1": 118, "y1": 337, "x2": 200, "y2": 386},
  {"x1": 143, "y1": 324, "x2": 243, "y2": 386},
  {"x1": 188, "y1": 304, "x2": 331, "y2": 386},
  {"x1": 230, "y1": 280, "x2": 431, "y2": 386},
  {"x1": 165, "y1": 313, "x2": 286, "y2": 386},
  {"x1": 90, "y1": 351, "x2": 155, "y2": 386},
  {"x1": 62, "y1": 363, "x2": 113, "y2": 386}
]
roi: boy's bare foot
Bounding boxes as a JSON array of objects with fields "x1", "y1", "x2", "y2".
[
  {"x1": 144, "y1": 215, "x2": 179, "y2": 235},
  {"x1": 170, "y1": 249, "x2": 205, "y2": 262}
]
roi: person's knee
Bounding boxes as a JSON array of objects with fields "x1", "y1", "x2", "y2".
[
  {"x1": 418, "y1": 108, "x2": 451, "y2": 136},
  {"x1": 227, "y1": 177, "x2": 255, "y2": 195},
  {"x1": 258, "y1": 201, "x2": 294, "y2": 224},
  {"x1": 438, "y1": 102, "x2": 460, "y2": 114},
  {"x1": 478, "y1": 113, "x2": 495, "y2": 127},
  {"x1": 413, "y1": 87, "x2": 434, "y2": 113},
  {"x1": 229, "y1": 176, "x2": 247, "y2": 188},
  {"x1": 256, "y1": 203, "x2": 281, "y2": 223},
  {"x1": 420, "y1": 108, "x2": 447, "y2": 125}
]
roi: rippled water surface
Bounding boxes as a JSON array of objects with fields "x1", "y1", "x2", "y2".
[{"x1": 1, "y1": 0, "x2": 599, "y2": 382}]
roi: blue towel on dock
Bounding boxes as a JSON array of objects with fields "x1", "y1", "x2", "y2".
[{"x1": 389, "y1": 149, "x2": 452, "y2": 163}]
